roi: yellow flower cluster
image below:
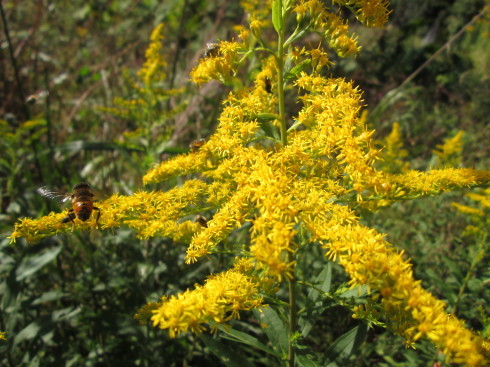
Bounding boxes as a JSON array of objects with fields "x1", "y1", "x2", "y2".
[
  {"x1": 452, "y1": 187, "x2": 490, "y2": 237},
  {"x1": 378, "y1": 122, "x2": 410, "y2": 173},
  {"x1": 294, "y1": 0, "x2": 360, "y2": 57},
  {"x1": 333, "y1": 0, "x2": 391, "y2": 27},
  {"x1": 138, "y1": 23, "x2": 167, "y2": 85},
  {"x1": 10, "y1": 180, "x2": 208, "y2": 243},
  {"x1": 10, "y1": 68, "x2": 490, "y2": 365},
  {"x1": 190, "y1": 41, "x2": 243, "y2": 84},
  {"x1": 458, "y1": 189, "x2": 490, "y2": 214},
  {"x1": 307, "y1": 217, "x2": 490, "y2": 365},
  {"x1": 9, "y1": 2, "x2": 490, "y2": 364},
  {"x1": 433, "y1": 130, "x2": 464, "y2": 168},
  {"x1": 0, "y1": 331, "x2": 6, "y2": 341},
  {"x1": 146, "y1": 262, "x2": 265, "y2": 338},
  {"x1": 382, "y1": 168, "x2": 490, "y2": 198}
]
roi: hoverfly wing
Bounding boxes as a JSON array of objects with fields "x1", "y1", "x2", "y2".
[{"x1": 37, "y1": 186, "x2": 70, "y2": 203}]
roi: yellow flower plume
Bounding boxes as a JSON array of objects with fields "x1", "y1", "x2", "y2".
[
  {"x1": 10, "y1": 72, "x2": 490, "y2": 366},
  {"x1": 143, "y1": 261, "x2": 265, "y2": 338},
  {"x1": 138, "y1": 23, "x2": 167, "y2": 85},
  {"x1": 9, "y1": 1, "x2": 490, "y2": 365}
]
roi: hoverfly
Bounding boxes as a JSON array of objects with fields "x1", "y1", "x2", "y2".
[
  {"x1": 194, "y1": 215, "x2": 208, "y2": 228},
  {"x1": 203, "y1": 42, "x2": 220, "y2": 58},
  {"x1": 37, "y1": 183, "x2": 101, "y2": 228},
  {"x1": 189, "y1": 138, "x2": 206, "y2": 153},
  {"x1": 264, "y1": 76, "x2": 272, "y2": 94},
  {"x1": 26, "y1": 90, "x2": 49, "y2": 105}
]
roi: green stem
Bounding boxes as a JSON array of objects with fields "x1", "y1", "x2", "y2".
[
  {"x1": 287, "y1": 268, "x2": 297, "y2": 367},
  {"x1": 275, "y1": 1, "x2": 295, "y2": 364},
  {"x1": 273, "y1": 1, "x2": 296, "y2": 364},
  {"x1": 276, "y1": 7, "x2": 287, "y2": 147}
]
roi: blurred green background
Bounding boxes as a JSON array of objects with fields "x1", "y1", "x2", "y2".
[{"x1": 1, "y1": 0, "x2": 488, "y2": 366}]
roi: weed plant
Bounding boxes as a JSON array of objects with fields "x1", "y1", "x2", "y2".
[{"x1": 2, "y1": 0, "x2": 490, "y2": 366}]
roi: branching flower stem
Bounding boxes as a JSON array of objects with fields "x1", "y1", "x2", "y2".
[
  {"x1": 287, "y1": 256, "x2": 298, "y2": 367},
  {"x1": 274, "y1": 2, "x2": 295, "y2": 365},
  {"x1": 276, "y1": 2, "x2": 288, "y2": 147}
]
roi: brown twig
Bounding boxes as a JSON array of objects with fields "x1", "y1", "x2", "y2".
[
  {"x1": 64, "y1": 41, "x2": 141, "y2": 126},
  {"x1": 13, "y1": 1, "x2": 44, "y2": 59},
  {"x1": 0, "y1": 1, "x2": 29, "y2": 120},
  {"x1": 399, "y1": 5, "x2": 489, "y2": 89}
]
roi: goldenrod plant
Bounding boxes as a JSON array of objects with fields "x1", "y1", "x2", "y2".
[
  {"x1": 377, "y1": 121, "x2": 410, "y2": 174},
  {"x1": 9, "y1": 1, "x2": 490, "y2": 366},
  {"x1": 100, "y1": 23, "x2": 187, "y2": 162},
  {"x1": 433, "y1": 130, "x2": 465, "y2": 168}
]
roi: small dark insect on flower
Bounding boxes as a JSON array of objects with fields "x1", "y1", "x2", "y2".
[
  {"x1": 264, "y1": 76, "x2": 272, "y2": 94},
  {"x1": 204, "y1": 42, "x2": 220, "y2": 58},
  {"x1": 194, "y1": 215, "x2": 208, "y2": 228},
  {"x1": 189, "y1": 138, "x2": 206, "y2": 153}
]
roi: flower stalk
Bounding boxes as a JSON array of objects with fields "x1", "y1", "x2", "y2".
[
  {"x1": 287, "y1": 259, "x2": 297, "y2": 367},
  {"x1": 275, "y1": 0, "x2": 288, "y2": 147}
]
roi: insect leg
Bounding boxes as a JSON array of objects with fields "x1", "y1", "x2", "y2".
[
  {"x1": 61, "y1": 209, "x2": 77, "y2": 231},
  {"x1": 61, "y1": 210, "x2": 76, "y2": 224}
]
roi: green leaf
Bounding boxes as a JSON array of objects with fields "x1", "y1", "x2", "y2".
[
  {"x1": 201, "y1": 334, "x2": 255, "y2": 367},
  {"x1": 13, "y1": 318, "x2": 51, "y2": 346},
  {"x1": 16, "y1": 246, "x2": 63, "y2": 281},
  {"x1": 467, "y1": 278, "x2": 482, "y2": 292},
  {"x1": 256, "y1": 113, "x2": 281, "y2": 141},
  {"x1": 217, "y1": 324, "x2": 280, "y2": 357},
  {"x1": 78, "y1": 65, "x2": 91, "y2": 77},
  {"x1": 32, "y1": 290, "x2": 66, "y2": 305},
  {"x1": 441, "y1": 257, "x2": 463, "y2": 281},
  {"x1": 285, "y1": 59, "x2": 311, "y2": 80},
  {"x1": 15, "y1": 321, "x2": 42, "y2": 342},
  {"x1": 272, "y1": 0, "x2": 283, "y2": 33},
  {"x1": 297, "y1": 354, "x2": 323, "y2": 367},
  {"x1": 324, "y1": 324, "x2": 369, "y2": 365},
  {"x1": 301, "y1": 263, "x2": 333, "y2": 337},
  {"x1": 52, "y1": 306, "x2": 81, "y2": 321},
  {"x1": 339, "y1": 285, "x2": 368, "y2": 300},
  {"x1": 308, "y1": 262, "x2": 332, "y2": 302},
  {"x1": 252, "y1": 307, "x2": 288, "y2": 354},
  {"x1": 257, "y1": 113, "x2": 280, "y2": 122},
  {"x1": 284, "y1": 28, "x2": 309, "y2": 48}
]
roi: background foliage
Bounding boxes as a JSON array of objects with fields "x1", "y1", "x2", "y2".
[{"x1": 1, "y1": 0, "x2": 488, "y2": 365}]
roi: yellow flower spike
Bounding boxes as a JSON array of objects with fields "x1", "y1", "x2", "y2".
[
  {"x1": 307, "y1": 47, "x2": 333, "y2": 72},
  {"x1": 378, "y1": 122, "x2": 410, "y2": 173},
  {"x1": 451, "y1": 202, "x2": 485, "y2": 216},
  {"x1": 0, "y1": 331, "x2": 6, "y2": 341},
  {"x1": 250, "y1": 15, "x2": 267, "y2": 37},
  {"x1": 143, "y1": 151, "x2": 210, "y2": 185},
  {"x1": 306, "y1": 215, "x2": 489, "y2": 365},
  {"x1": 433, "y1": 130, "x2": 465, "y2": 168},
  {"x1": 138, "y1": 23, "x2": 167, "y2": 85},
  {"x1": 333, "y1": 0, "x2": 391, "y2": 28},
  {"x1": 379, "y1": 168, "x2": 490, "y2": 199},
  {"x1": 148, "y1": 263, "x2": 264, "y2": 337},
  {"x1": 321, "y1": 11, "x2": 360, "y2": 57},
  {"x1": 11, "y1": 180, "x2": 209, "y2": 242}
]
